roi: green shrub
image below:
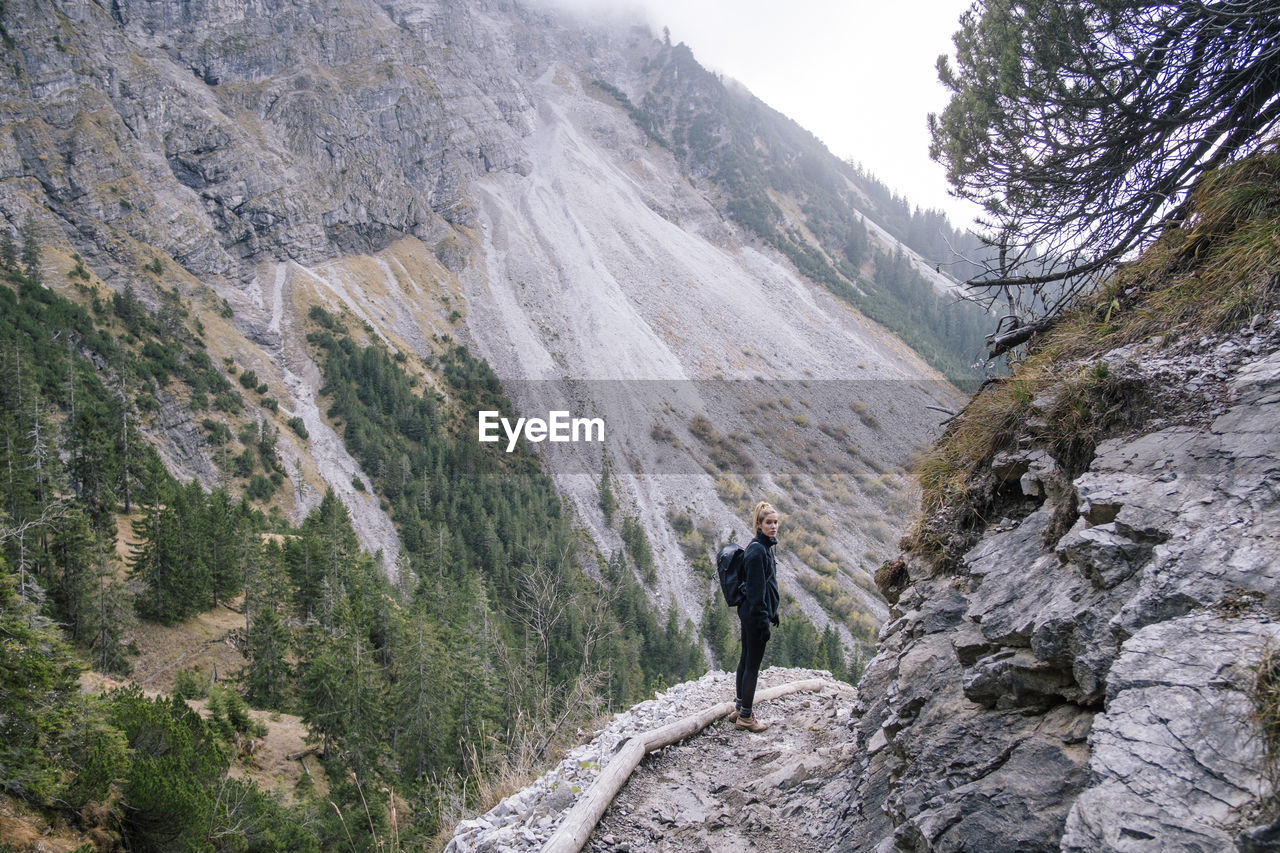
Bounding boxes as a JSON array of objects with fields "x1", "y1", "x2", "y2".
[
  {"x1": 213, "y1": 392, "x2": 242, "y2": 414},
  {"x1": 106, "y1": 687, "x2": 229, "y2": 851},
  {"x1": 234, "y1": 448, "x2": 256, "y2": 477},
  {"x1": 247, "y1": 474, "x2": 275, "y2": 501},
  {"x1": 172, "y1": 667, "x2": 208, "y2": 700},
  {"x1": 308, "y1": 304, "x2": 335, "y2": 328}
]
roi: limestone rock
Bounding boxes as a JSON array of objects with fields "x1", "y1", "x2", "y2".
[
  {"x1": 1062, "y1": 613, "x2": 1280, "y2": 851},
  {"x1": 829, "y1": 318, "x2": 1280, "y2": 851}
]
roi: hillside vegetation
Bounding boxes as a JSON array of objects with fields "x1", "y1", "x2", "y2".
[{"x1": 0, "y1": 245, "x2": 856, "y2": 849}]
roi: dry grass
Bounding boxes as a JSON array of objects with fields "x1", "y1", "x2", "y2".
[
  {"x1": 1253, "y1": 642, "x2": 1280, "y2": 794},
  {"x1": 0, "y1": 793, "x2": 101, "y2": 853},
  {"x1": 425, "y1": 703, "x2": 617, "y2": 851},
  {"x1": 222, "y1": 707, "x2": 325, "y2": 806},
  {"x1": 125, "y1": 597, "x2": 248, "y2": 695},
  {"x1": 905, "y1": 145, "x2": 1280, "y2": 570}
]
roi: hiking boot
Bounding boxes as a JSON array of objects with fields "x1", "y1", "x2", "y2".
[
  {"x1": 734, "y1": 714, "x2": 768, "y2": 733},
  {"x1": 727, "y1": 709, "x2": 739, "y2": 722}
]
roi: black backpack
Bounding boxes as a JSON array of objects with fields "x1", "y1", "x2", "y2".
[{"x1": 716, "y1": 543, "x2": 746, "y2": 607}]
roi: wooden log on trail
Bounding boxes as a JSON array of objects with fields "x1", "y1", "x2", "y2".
[{"x1": 541, "y1": 677, "x2": 841, "y2": 853}]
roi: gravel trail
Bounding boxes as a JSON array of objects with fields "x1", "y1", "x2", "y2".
[
  {"x1": 445, "y1": 668, "x2": 860, "y2": 853},
  {"x1": 587, "y1": 678, "x2": 859, "y2": 853}
]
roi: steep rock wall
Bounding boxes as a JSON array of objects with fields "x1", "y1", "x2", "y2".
[{"x1": 835, "y1": 316, "x2": 1280, "y2": 850}]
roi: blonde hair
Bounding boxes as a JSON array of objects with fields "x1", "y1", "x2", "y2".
[{"x1": 752, "y1": 501, "x2": 778, "y2": 533}]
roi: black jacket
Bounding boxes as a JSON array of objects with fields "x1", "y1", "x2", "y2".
[{"x1": 740, "y1": 531, "x2": 779, "y2": 631}]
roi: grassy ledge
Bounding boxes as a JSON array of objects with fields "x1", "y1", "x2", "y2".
[{"x1": 903, "y1": 145, "x2": 1280, "y2": 571}]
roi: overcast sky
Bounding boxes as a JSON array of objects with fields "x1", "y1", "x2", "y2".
[{"x1": 560, "y1": 0, "x2": 983, "y2": 229}]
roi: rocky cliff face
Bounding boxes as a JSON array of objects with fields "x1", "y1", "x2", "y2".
[
  {"x1": 833, "y1": 305, "x2": 1280, "y2": 849},
  {"x1": 0, "y1": 0, "x2": 962, "y2": 635}
]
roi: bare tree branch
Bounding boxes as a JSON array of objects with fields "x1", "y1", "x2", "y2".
[{"x1": 931, "y1": 0, "x2": 1280, "y2": 349}]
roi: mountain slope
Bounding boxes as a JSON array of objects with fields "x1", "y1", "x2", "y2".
[
  {"x1": 461, "y1": 59, "x2": 959, "y2": 628},
  {"x1": 0, "y1": 0, "x2": 966, "y2": 642}
]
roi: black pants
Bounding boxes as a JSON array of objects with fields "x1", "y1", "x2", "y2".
[{"x1": 735, "y1": 617, "x2": 770, "y2": 716}]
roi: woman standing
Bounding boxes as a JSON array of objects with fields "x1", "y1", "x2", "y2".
[{"x1": 732, "y1": 501, "x2": 780, "y2": 732}]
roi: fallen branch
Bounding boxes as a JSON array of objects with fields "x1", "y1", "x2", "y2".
[
  {"x1": 987, "y1": 317, "x2": 1055, "y2": 358},
  {"x1": 541, "y1": 677, "x2": 845, "y2": 853}
]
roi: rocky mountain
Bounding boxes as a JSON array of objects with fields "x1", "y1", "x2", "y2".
[
  {"x1": 6, "y1": 2, "x2": 1280, "y2": 851},
  {"x1": 0, "y1": 0, "x2": 974, "y2": 643},
  {"x1": 447, "y1": 152, "x2": 1280, "y2": 850}
]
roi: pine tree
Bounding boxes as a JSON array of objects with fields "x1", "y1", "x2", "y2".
[
  {"x1": 242, "y1": 606, "x2": 291, "y2": 710},
  {"x1": 296, "y1": 615, "x2": 346, "y2": 761},
  {"x1": 112, "y1": 283, "x2": 144, "y2": 336},
  {"x1": 443, "y1": 573, "x2": 500, "y2": 774},
  {"x1": 285, "y1": 529, "x2": 325, "y2": 620},
  {"x1": 172, "y1": 481, "x2": 212, "y2": 614},
  {"x1": 18, "y1": 213, "x2": 40, "y2": 283},
  {"x1": 115, "y1": 381, "x2": 142, "y2": 514},
  {"x1": 818, "y1": 625, "x2": 847, "y2": 682},
  {"x1": 598, "y1": 459, "x2": 616, "y2": 525},
  {"x1": 297, "y1": 579, "x2": 385, "y2": 774},
  {"x1": 660, "y1": 606, "x2": 697, "y2": 684},
  {"x1": 130, "y1": 491, "x2": 181, "y2": 622},
  {"x1": 700, "y1": 590, "x2": 737, "y2": 669},
  {"x1": 47, "y1": 508, "x2": 98, "y2": 645},
  {"x1": 929, "y1": 0, "x2": 1280, "y2": 331},
  {"x1": 90, "y1": 546, "x2": 134, "y2": 675},
  {"x1": 0, "y1": 228, "x2": 17, "y2": 271},
  {"x1": 846, "y1": 644, "x2": 868, "y2": 684},
  {"x1": 204, "y1": 487, "x2": 240, "y2": 608},
  {"x1": 389, "y1": 614, "x2": 449, "y2": 782},
  {"x1": 130, "y1": 464, "x2": 208, "y2": 622},
  {"x1": 0, "y1": 557, "x2": 84, "y2": 803},
  {"x1": 106, "y1": 688, "x2": 228, "y2": 851},
  {"x1": 314, "y1": 488, "x2": 361, "y2": 577},
  {"x1": 66, "y1": 394, "x2": 122, "y2": 531}
]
